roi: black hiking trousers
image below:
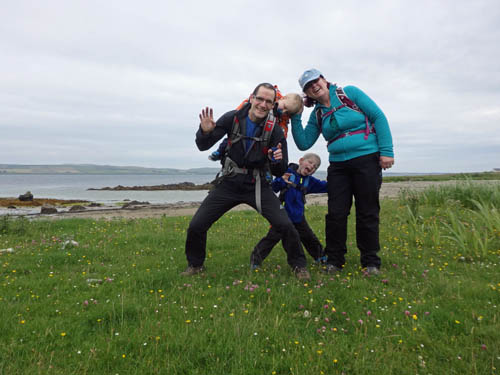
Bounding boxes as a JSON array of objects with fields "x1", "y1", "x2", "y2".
[
  {"x1": 185, "y1": 177, "x2": 307, "y2": 269},
  {"x1": 325, "y1": 152, "x2": 382, "y2": 269},
  {"x1": 250, "y1": 216, "x2": 324, "y2": 266}
]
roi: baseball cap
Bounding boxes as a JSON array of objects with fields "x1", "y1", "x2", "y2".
[{"x1": 298, "y1": 68, "x2": 323, "y2": 91}]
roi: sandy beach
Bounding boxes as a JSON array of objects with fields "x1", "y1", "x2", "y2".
[{"x1": 12, "y1": 179, "x2": 496, "y2": 220}]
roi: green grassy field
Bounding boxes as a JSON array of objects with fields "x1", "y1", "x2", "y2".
[
  {"x1": 383, "y1": 171, "x2": 500, "y2": 183},
  {"x1": 0, "y1": 181, "x2": 499, "y2": 374}
]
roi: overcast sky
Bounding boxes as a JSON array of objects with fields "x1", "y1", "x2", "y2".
[{"x1": 1, "y1": 0, "x2": 499, "y2": 173}]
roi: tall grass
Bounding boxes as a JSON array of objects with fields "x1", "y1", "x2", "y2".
[
  {"x1": 0, "y1": 183, "x2": 498, "y2": 374},
  {"x1": 398, "y1": 181, "x2": 500, "y2": 259}
]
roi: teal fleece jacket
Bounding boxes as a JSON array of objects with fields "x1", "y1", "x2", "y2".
[{"x1": 291, "y1": 84, "x2": 394, "y2": 162}]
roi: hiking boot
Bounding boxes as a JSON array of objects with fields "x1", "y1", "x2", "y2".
[
  {"x1": 294, "y1": 267, "x2": 311, "y2": 281},
  {"x1": 180, "y1": 265, "x2": 205, "y2": 276},
  {"x1": 315, "y1": 255, "x2": 327, "y2": 265},
  {"x1": 366, "y1": 266, "x2": 380, "y2": 275},
  {"x1": 250, "y1": 263, "x2": 261, "y2": 271},
  {"x1": 323, "y1": 264, "x2": 342, "y2": 274}
]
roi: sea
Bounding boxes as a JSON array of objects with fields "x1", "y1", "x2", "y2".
[
  {"x1": 0, "y1": 171, "x2": 416, "y2": 216},
  {"x1": 0, "y1": 173, "x2": 219, "y2": 216}
]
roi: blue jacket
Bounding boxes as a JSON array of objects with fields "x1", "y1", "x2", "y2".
[
  {"x1": 272, "y1": 164, "x2": 327, "y2": 223},
  {"x1": 291, "y1": 84, "x2": 394, "y2": 162}
]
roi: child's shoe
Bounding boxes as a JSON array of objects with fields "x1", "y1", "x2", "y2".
[
  {"x1": 208, "y1": 151, "x2": 221, "y2": 161},
  {"x1": 315, "y1": 255, "x2": 327, "y2": 264}
]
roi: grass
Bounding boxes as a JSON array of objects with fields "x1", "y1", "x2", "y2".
[
  {"x1": 0, "y1": 182, "x2": 499, "y2": 374},
  {"x1": 383, "y1": 171, "x2": 500, "y2": 182}
]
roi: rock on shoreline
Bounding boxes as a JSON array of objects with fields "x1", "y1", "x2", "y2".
[{"x1": 88, "y1": 182, "x2": 214, "y2": 191}]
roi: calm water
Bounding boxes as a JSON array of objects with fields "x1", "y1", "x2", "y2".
[{"x1": 0, "y1": 174, "x2": 218, "y2": 215}]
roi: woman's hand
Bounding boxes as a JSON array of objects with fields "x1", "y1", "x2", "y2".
[{"x1": 379, "y1": 156, "x2": 394, "y2": 170}]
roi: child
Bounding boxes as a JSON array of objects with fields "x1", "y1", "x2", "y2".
[
  {"x1": 208, "y1": 88, "x2": 303, "y2": 161},
  {"x1": 250, "y1": 153, "x2": 327, "y2": 268}
]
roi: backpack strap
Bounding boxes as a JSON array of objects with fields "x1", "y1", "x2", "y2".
[
  {"x1": 318, "y1": 86, "x2": 375, "y2": 146},
  {"x1": 260, "y1": 111, "x2": 276, "y2": 155}
]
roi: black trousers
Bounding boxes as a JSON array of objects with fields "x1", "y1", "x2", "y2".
[
  {"x1": 250, "y1": 217, "x2": 324, "y2": 265},
  {"x1": 185, "y1": 178, "x2": 307, "y2": 269},
  {"x1": 325, "y1": 152, "x2": 382, "y2": 268}
]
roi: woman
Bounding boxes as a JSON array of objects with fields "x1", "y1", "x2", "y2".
[{"x1": 291, "y1": 68, "x2": 394, "y2": 275}]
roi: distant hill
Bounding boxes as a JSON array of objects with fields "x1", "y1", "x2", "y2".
[{"x1": 0, "y1": 164, "x2": 221, "y2": 175}]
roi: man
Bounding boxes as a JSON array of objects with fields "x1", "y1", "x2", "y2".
[{"x1": 182, "y1": 83, "x2": 310, "y2": 280}]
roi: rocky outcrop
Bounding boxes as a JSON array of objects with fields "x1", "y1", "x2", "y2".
[
  {"x1": 41, "y1": 205, "x2": 58, "y2": 214},
  {"x1": 69, "y1": 205, "x2": 86, "y2": 212},
  {"x1": 18, "y1": 191, "x2": 34, "y2": 201},
  {"x1": 88, "y1": 182, "x2": 213, "y2": 191},
  {"x1": 121, "y1": 200, "x2": 150, "y2": 209}
]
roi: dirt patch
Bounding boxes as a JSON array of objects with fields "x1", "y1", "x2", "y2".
[{"x1": 0, "y1": 198, "x2": 89, "y2": 208}]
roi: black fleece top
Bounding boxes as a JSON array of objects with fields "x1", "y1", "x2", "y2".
[{"x1": 195, "y1": 103, "x2": 288, "y2": 183}]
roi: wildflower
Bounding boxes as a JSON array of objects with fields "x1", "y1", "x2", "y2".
[
  {"x1": 367, "y1": 310, "x2": 372, "y2": 316},
  {"x1": 455, "y1": 320, "x2": 460, "y2": 324},
  {"x1": 381, "y1": 279, "x2": 389, "y2": 284},
  {"x1": 358, "y1": 319, "x2": 363, "y2": 325},
  {"x1": 404, "y1": 310, "x2": 410, "y2": 316},
  {"x1": 481, "y1": 344, "x2": 487, "y2": 350},
  {"x1": 60, "y1": 332, "x2": 66, "y2": 337},
  {"x1": 185, "y1": 320, "x2": 191, "y2": 324},
  {"x1": 83, "y1": 300, "x2": 89, "y2": 306},
  {"x1": 412, "y1": 314, "x2": 418, "y2": 320},
  {"x1": 333, "y1": 359, "x2": 338, "y2": 364}
]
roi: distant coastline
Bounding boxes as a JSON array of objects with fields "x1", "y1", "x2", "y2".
[{"x1": 0, "y1": 164, "x2": 220, "y2": 175}]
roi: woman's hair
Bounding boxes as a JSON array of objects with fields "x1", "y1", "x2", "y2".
[
  {"x1": 285, "y1": 93, "x2": 304, "y2": 115},
  {"x1": 303, "y1": 80, "x2": 331, "y2": 108}
]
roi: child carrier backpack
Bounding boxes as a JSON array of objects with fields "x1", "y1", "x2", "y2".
[{"x1": 315, "y1": 87, "x2": 375, "y2": 146}]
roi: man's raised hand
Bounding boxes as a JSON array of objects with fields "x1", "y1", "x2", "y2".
[{"x1": 199, "y1": 107, "x2": 216, "y2": 133}]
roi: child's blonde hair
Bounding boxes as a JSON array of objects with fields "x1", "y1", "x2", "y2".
[
  {"x1": 285, "y1": 93, "x2": 304, "y2": 115},
  {"x1": 302, "y1": 152, "x2": 321, "y2": 168}
]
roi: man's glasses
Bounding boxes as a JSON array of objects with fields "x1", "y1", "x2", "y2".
[
  {"x1": 253, "y1": 95, "x2": 274, "y2": 106},
  {"x1": 303, "y1": 78, "x2": 320, "y2": 92}
]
